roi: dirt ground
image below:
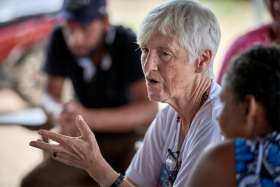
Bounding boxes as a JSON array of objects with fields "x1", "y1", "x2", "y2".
[{"x1": 0, "y1": 89, "x2": 42, "y2": 187}]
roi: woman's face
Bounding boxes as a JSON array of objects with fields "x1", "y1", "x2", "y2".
[
  {"x1": 140, "y1": 33, "x2": 196, "y2": 103},
  {"x1": 218, "y1": 88, "x2": 248, "y2": 139}
]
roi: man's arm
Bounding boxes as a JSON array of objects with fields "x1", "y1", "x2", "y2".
[
  {"x1": 81, "y1": 79, "x2": 158, "y2": 132},
  {"x1": 46, "y1": 76, "x2": 65, "y2": 102},
  {"x1": 46, "y1": 76, "x2": 158, "y2": 133}
]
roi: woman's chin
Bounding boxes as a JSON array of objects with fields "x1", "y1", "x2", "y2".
[
  {"x1": 148, "y1": 93, "x2": 162, "y2": 102},
  {"x1": 148, "y1": 93, "x2": 169, "y2": 103}
]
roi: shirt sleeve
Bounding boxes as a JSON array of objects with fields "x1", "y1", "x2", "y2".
[
  {"x1": 125, "y1": 113, "x2": 164, "y2": 187},
  {"x1": 173, "y1": 119, "x2": 222, "y2": 187},
  {"x1": 43, "y1": 26, "x2": 71, "y2": 77}
]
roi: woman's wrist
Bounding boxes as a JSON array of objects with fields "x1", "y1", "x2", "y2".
[
  {"x1": 87, "y1": 157, "x2": 119, "y2": 187},
  {"x1": 99, "y1": 164, "x2": 119, "y2": 187}
]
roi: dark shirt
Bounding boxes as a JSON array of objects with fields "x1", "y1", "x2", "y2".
[{"x1": 44, "y1": 25, "x2": 143, "y2": 109}]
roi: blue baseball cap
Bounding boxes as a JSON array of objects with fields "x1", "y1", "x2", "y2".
[{"x1": 61, "y1": 0, "x2": 107, "y2": 25}]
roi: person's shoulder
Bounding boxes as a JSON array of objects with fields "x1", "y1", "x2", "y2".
[
  {"x1": 153, "y1": 105, "x2": 177, "y2": 130},
  {"x1": 108, "y1": 25, "x2": 138, "y2": 53},
  {"x1": 160, "y1": 105, "x2": 177, "y2": 120},
  {"x1": 203, "y1": 140, "x2": 234, "y2": 163},
  {"x1": 47, "y1": 25, "x2": 68, "y2": 48},
  {"x1": 113, "y1": 25, "x2": 137, "y2": 43},
  {"x1": 196, "y1": 141, "x2": 235, "y2": 181},
  {"x1": 231, "y1": 24, "x2": 272, "y2": 48},
  {"x1": 114, "y1": 25, "x2": 136, "y2": 36},
  {"x1": 50, "y1": 25, "x2": 64, "y2": 39},
  {"x1": 187, "y1": 140, "x2": 236, "y2": 187},
  {"x1": 243, "y1": 24, "x2": 271, "y2": 38}
]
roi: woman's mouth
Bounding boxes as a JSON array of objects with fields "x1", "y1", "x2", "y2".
[{"x1": 147, "y1": 78, "x2": 159, "y2": 84}]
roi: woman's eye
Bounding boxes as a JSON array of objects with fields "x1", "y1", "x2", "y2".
[{"x1": 160, "y1": 51, "x2": 172, "y2": 61}]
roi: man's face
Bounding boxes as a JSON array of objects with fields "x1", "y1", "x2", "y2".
[
  {"x1": 63, "y1": 18, "x2": 108, "y2": 57},
  {"x1": 140, "y1": 33, "x2": 196, "y2": 103}
]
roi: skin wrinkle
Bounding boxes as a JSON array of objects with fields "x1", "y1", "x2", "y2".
[
  {"x1": 142, "y1": 33, "x2": 211, "y2": 131},
  {"x1": 175, "y1": 76, "x2": 211, "y2": 127}
]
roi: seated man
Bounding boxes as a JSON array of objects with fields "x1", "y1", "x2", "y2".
[
  {"x1": 21, "y1": 0, "x2": 158, "y2": 186},
  {"x1": 29, "y1": 0, "x2": 223, "y2": 186}
]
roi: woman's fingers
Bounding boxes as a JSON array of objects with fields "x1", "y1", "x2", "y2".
[
  {"x1": 30, "y1": 140, "x2": 59, "y2": 153},
  {"x1": 38, "y1": 129, "x2": 70, "y2": 146},
  {"x1": 30, "y1": 139, "x2": 80, "y2": 160},
  {"x1": 75, "y1": 115, "x2": 92, "y2": 138}
]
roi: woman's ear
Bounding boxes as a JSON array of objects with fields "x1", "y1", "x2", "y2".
[
  {"x1": 243, "y1": 95, "x2": 258, "y2": 137},
  {"x1": 195, "y1": 49, "x2": 212, "y2": 73}
]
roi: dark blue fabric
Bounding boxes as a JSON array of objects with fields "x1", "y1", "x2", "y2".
[{"x1": 62, "y1": 0, "x2": 107, "y2": 25}]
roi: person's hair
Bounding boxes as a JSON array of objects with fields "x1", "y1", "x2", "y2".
[
  {"x1": 224, "y1": 45, "x2": 280, "y2": 131},
  {"x1": 137, "y1": 0, "x2": 221, "y2": 77}
]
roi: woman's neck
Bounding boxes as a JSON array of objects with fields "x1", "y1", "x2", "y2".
[{"x1": 171, "y1": 76, "x2": 211, "y2": 135}]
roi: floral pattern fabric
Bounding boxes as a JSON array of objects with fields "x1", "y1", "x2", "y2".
[{"x1": 235, "y1": 131, "x2": 280, "y2": 187}]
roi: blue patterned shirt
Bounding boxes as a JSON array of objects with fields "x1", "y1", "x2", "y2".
[{"x1": 235, "y1": 131, "x2": 280, "y2": 187}]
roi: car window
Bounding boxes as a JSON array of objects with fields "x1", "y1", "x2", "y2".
[{"x1": 0, "y1": 0, "x2": 63, "y2": 24}]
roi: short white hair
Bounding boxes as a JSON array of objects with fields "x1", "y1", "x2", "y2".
[{"x1": 138, "y1": 0, "x2": 221, "y2": 77}]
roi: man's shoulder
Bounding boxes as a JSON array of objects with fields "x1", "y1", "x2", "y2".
[
  {"x1": 47, "y1": 25, "x2": 69, "y2": 51},
  {"x1": 233, "y1": 24, "x2": 272, "y2": 48},
  {"x1": 111, "y1": 25, "x2": 137, "y2": 44},
  {"x1": 243, "y1": 24, "x2": 271, "y2": 38},
  {"x1": 50, "y1": 26, "x2": 64, "y2": 40},
  {"x1": 114, "y1": 25, "x2": 136, "y2": 36}
]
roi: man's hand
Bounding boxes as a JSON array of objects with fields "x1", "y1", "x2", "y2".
[{"x1": 56, "y1": 101, "x2": 86, "y2": 136}]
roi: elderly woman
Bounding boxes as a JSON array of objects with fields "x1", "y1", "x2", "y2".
[
  {"x1": 30, "y1": 0, "x2": 223, "y2": 186},
  {"x1": 187, "y1": 45, "x2": 280, "y2": 187}
]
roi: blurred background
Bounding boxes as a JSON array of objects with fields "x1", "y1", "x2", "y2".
[{"x1": 0, "y1": 0, "x2": 271, "y2": 186}]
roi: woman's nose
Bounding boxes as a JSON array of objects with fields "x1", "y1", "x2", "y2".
[{"x1": 143, "y1": 52, "x2": 158, "y2": 72}]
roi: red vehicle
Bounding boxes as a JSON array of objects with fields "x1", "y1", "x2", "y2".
[
  {"x1": 0, "y1": 17, "x2": 57, "y2": 64},
  {"x1": 0, "y1": 0, "x2": 63, "y2": 104}
]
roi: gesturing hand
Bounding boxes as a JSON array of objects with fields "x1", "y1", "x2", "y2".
[{"x1": 29, "y1": 115, "x2": 115, "y2": 185}]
